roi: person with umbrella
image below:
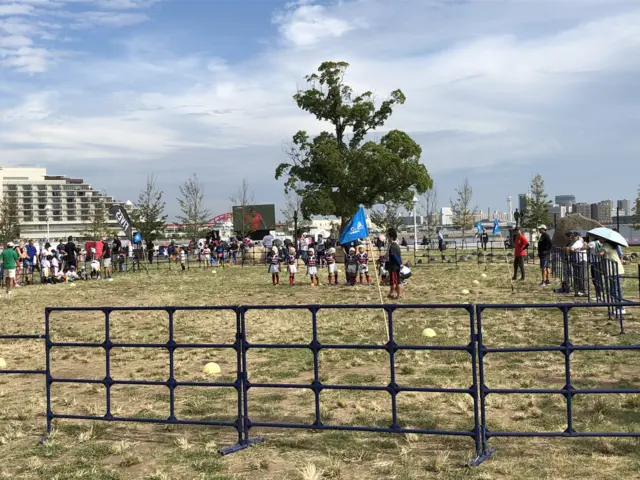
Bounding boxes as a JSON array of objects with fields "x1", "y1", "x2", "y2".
[{"x1": 589, "y1": 227, "x2": 627, "y2": 315}]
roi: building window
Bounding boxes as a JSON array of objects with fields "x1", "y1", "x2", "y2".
[
  {"x1": 81, "y1": 216, "x2": 90, "y2": 221},
  {"x1": 67, "y1": 216, "x2": 76, "y2": 221}
]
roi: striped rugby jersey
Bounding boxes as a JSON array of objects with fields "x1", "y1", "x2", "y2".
[
  {"x1": 307, "y1": 255, "x2": 317, "y2": 267},
  {"x1": 356, "y1": 253, "x2": 368, "y2": 265}
]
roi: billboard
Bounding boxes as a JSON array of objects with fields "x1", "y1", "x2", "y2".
[{"x1": 232, "y1": 204, "x2": 276, "y2": 234}]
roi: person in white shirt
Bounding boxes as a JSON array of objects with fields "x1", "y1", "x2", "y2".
[
  {"x1": 569, "y1": 232, "x2": 587, "y2": 296},
  {"x1": 66, "y1": 266, "x2": 80, "y2": 281},
  {"x1": 585, "y1": 234, "x2": 603, "y2": 301}
]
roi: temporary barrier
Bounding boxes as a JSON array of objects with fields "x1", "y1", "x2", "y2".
[
  {"x1": 475, "y1": 302, "x2": 640, "y2": 462},
  {"x1": 1, "y1": 302, "x2": 639, "y2": 466}
]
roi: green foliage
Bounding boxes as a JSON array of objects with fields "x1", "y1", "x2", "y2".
[
  {"x1": 275, "y1": 61, "x2": 432, "y2": 227},
  {"x1": 83, "y1": 198, "x2": 113, "y2": 240},
  {"x1": 369, "y1": 203, "x2": 404, "y2": 233},
  {"x1": 524, "y1": 174, "x2": 552, "y2": 230},
  {"x1": 130, "y1": 174, "x2": 167, "y2": 242},
  {"x1": 0, "y1": 194, "x2": 20, "y2": 243},
  {"x1": 450, "y1": 178, "x2": 477, "y2": 245},
  {"x1": 177, "y1": 174, "x2": 211, "y2": 244}
]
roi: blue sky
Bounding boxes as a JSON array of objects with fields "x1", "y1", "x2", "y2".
[{"x1": 1, "y1": 0, "x2": 639, "y2": 220}]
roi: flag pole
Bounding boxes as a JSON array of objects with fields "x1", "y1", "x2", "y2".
[{"x1": 368, "y1": 238, "x2": 390, "y2": 342}]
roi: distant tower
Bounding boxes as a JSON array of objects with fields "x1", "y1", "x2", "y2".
[{"x1": 507, "y1": 196, "x2": 513, "y2": 222}]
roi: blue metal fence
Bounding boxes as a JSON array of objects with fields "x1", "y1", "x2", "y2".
[
  {"x1": 1, "y1": 302, "x2": 639, "y2": 466},
  {"x1": 475, "y1": 302, "x2": 640, "y2": 462}
]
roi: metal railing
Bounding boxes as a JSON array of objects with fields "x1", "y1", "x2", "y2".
[{"x1": 1, "y1": 302, "x2": 639, "y2": 466}]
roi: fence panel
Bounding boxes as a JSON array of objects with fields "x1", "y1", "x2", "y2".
[
  {"x1": 239, "y1": 304, "x2": 484, "y2": 464},
  {"x1": 475, "y1": 302, "x2": 640, "y2": 463},
  {"x1": 44, "y1": 306, "x2": 250, "y2": 454}
]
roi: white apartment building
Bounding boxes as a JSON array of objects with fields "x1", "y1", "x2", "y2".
[{"x1": 0, "y1": 166, "x2": 124, "y2": 241}]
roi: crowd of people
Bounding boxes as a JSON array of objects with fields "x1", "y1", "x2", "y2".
[
  {"x1": 263, "y1": 228, "x2": 412, "y2": 299},
  {"x1": 510, "y1": 225, "x2": 628, "y2": 314}
]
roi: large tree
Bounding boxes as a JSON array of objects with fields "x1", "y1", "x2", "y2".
[
  {"x1": 177, "y1": 174, "x2": 211, "y2": 244},
  {"x1": 130, "y1": 174, "x2": 167, "y2": 242},
  {"x1": 450, "y1": 178, "x2": 477, "y2": 248},
  {"x1": 230, "y1": 178, "x2": 255, "y2": 238},
  {"x1": 275, "y1": 61, "x2": 432, "y2": 230},
  {"x1": 0, "y1": 194, "x2": 20, "y2": 243},
  {"x1": 633, "y1": 185, "x2": 640, "y2": 231},
  {"x1": 83, "y1": 198, "x2": 113, "y2": 240},
  {"x1": 369, "y1": 203, "x2": 404, "y2": 233},
  {"x1": 524, "y1": 174, "x2": 552, "y2": 230}
]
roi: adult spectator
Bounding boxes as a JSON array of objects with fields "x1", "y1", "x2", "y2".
[
  {"x1": 512, "y1": 227, "x2": 529, "y2": 281},
  {"x1": 112, "y1": 236, "x2": 122, "y2": 256},
  {"x1": 585, "y1": 234, "x2": 603, "y2": 301},
  {"x1": 569, "y1": 232, "x2": 587, "y2": 296},
  {"x1": 146, "y1": 239, "x2": 154, "y2": 264},
  {"x1": 537, "y1": 225, "x2": 552, "y2": 287},
  {"x1": 595, "y1": 237, "x2": 625, "y2": 315},
  {"x1": 1, "y1": 242, "x2": 20, "y2": 295},
  {"x1": 65, "y1": 236, "x2": 78, "y2": 269},
  {"x1": 26, "y1": 240, "x2": 39, "y2": 273},
  {"x1": 401, "y1": 237, "x2": 408, "y2": 249},
  {"x1": 437, "y1": 227, "x2": 446, "y2": 261},
  {"x1": 387, "y1": 228, "x2": 404, "y2": 299},
  {"x1": 481, "y1": 231, "x2": 489, "y2": 251},
  {"x1": 102, "y1": 238, "x2": 112, "y2": 279},
  {"x1": 559, "y1": 232, "x2": 574, "y2": 294},
  {"x1": 15, "y1": 241, "x2": 27, "y2": 286}
]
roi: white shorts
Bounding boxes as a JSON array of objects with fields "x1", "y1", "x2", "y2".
[
  {"x1": 358, "y1": 264, "x2": 369, "y2": 273},
  {"x1": 328, "y1": 263, "x2": 336, "y2": 274},
  {"x1": 347, "y1": 264, "x2": 358, "y2": 274},
  {"x1": 204, "y1": 254, "x2": 210, "y2": 261},
  {"x1": 288, "y1": 264, "x2": 297, "y2": 274},
  {"x1": 103, "y1": 258, "x2": 112, "y2": 268},
  {"x1": 5, "y1": 269, "x2": 16, "y2": 279},
  {"x1": 269, "y1": 264, "x2": 279, "y2": 274},
  {"x1": 380, "y1": 267, "x2": 387, "y2": 277},
  {"x1": 308, "y1": 266, "x2": 318, "y2": 276}
]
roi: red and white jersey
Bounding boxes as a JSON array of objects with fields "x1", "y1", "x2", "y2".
[
  {"x1": 356, "y1": 252, "x2": 368, "y2": 266},
  {"x1": 203, "y1": 248, "x2": 211, "y2": 255},
  {"x1": 326, "y1": 254, "x2": 335, "y2": 264},
  {"x1": 271, "y1": 254, "x2": 280, "y2": 265},
  {"x1": 287, "y1": 254, "x2": 296, "y2": 265},
  {"x1": 307, "y1": 255, "x2": 317, "y2": 267}
]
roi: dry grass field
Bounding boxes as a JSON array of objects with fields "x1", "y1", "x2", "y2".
[{"x1": 0, "y1": 258, "x2": 639, "y2": 480}]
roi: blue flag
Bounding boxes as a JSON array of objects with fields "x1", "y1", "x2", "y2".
[
  {"x1": 339, "y1": 206, "x2": 370, "y2": 245},
  {"x1": 476, "y1": 221, "x2": 484, "y2": 233},
  {"x1": 492, "y1": 219, "x2": 500, "y2": 234}
]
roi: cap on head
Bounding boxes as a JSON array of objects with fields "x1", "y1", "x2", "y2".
[
  {"x1": 7, "y1": 242, "x2": 14, "y2": 247},
  {"x1": 328, "y1": 247, "x2": 335, "y2": 254},
  {"x1": 349, "y1": 247, "x2": 356, "y2": 253},
  {"x1": 308, "y1": 248, "x2": 315, "y2": 254},
  {"x1": 358, "y1": 245, "x2": 365, "y2": 251},
  {"x1": 272, "y1": 246, "x2": 278, "y2": 253},
  {"x1": 537, "y1": 225, "x2": 547, "y2": 231},
  {"x1": 289, "y1": 247, "x2": 295, "y2": 254}
]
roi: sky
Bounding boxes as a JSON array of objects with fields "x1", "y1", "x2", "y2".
[{"x1": 1, "y1": 0, "x2": 639, "y2": 220}]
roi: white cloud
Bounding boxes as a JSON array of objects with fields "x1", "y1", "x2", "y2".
[
  {"x1": 0, "y1": 3, "x2": 35, "y2": 16},
  {"x1": 1, "y1": 0, "x2": 639, "y2": 213}
]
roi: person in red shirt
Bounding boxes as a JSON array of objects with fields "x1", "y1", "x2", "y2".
[{"x1": 512, "y1": 227, "x2": 529, "y2": 281}]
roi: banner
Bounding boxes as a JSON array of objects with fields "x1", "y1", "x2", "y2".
[
  {"x1": 476, "y1": 221, "x2": 484, "y2": 233},
  {"x1": 109, "y1": 205, "x2": 133, "y2": 241},
  {"x1": 339, "y1": 206, "x2": 369, "y2": 245},
  {"x1": 493, "y1": 218, "x2": 500, "y2": 234}
]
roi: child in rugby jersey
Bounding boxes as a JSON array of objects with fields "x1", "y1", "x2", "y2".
[
  {"x1": 346, "y1": 247, "x2": 358, "y2": 286},
  {"x1": 307, "y1": 248, "x2": 319, "y2": 286},
  {"x1": 179, "y1": 247, "x2": 186, "y2": 271},
  {"x1": 287, "y1": 246, "x2": 297, "y2": 285},
  {"x1": 356, "y1": 245, "x2": 371, "y2": 286},
  {"x1": 326, "y1": 247, "x2": 338, "y2": 285},
  {"x1": 203, "y1": 245, "x2": 211, "y2": 268},
  {"x1": 269, "y1": 246, "x2": 281, "y2": 285}
]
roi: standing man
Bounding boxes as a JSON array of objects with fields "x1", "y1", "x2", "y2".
[
  {"x1": 102, "y1": 237, "x2": 112, "y2": 279},
  {"x1": 569, "y1": 232, "x2": 587, "y2": 296},
  {"x1": 1, "y1": 242, "x2": 20, "y2": 295},
  {"x1": 64, "y1": 236, "x2": 78, "y2": 269},
  {"x1": 437, "y1": 227, "x2": 446, "y2": 262},
  {"x1": 512, "y1": 227, "x2": 529, "y2": 281},
  {"x1": 537, "y1": 225, "x2": 552, "y2": 287},
  {"x1": 387, "y1": 228, "x2": 404, "y2": 299}
]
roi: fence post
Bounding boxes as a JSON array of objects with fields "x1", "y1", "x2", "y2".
[
  {"x1": 560, "y1": 305, "x2": 576, "y2": 435},
  {"x1": 470, "y1": 305, "x2": 496, "y2": 466},
  {"x1": 42, "y1": 308, "x2": 53, "y2": 443}
]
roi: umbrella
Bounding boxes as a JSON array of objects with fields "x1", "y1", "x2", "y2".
[{"x1": 588, "y1": 227, "x2": 629, "y2": 248}]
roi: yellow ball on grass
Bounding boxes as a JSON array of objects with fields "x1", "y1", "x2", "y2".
[
  {"x1": 422, "y1": 328, "x2": 437, "y2": 338},
  {"x1": 0, "y1": 358, "x2": 6, "y2": 369},
  {"x1": 203, "y1": 362, "x2": 221, "y2": 375}
]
